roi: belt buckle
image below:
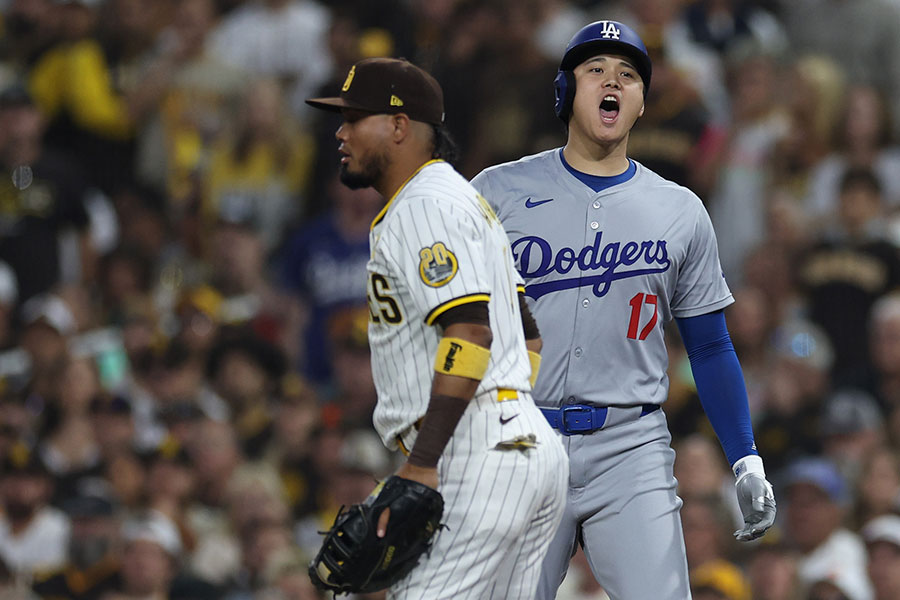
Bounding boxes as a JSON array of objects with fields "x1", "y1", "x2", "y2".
[{"x1": 560, "y1": 405, "x2": 594, "y2": 435}]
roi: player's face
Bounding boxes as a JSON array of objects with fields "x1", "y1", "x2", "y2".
[
  {"x1": 336, "y1": 109, "x2": 393, "y2": 190},
  {"x1": 569, "y1": 53, "x2": 645, "y2": 149}
]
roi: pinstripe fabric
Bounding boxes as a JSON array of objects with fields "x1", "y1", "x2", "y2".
[
  {"x1": 368, "y1": 161, "x2": 533, "y2": 449},
  {"x1": 367, "y1": 160, "x2": 567, "y2": 597},
  {"x1": 388, "y1": 391, "x2": 567, "y2": 600}
]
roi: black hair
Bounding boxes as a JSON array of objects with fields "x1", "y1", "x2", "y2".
[
  {"x1": 431, "y1": 124, "x2": 460, "y2": 166},
  {"x1": 839, "y1": 167, "x2": 883, "y2": 196}
]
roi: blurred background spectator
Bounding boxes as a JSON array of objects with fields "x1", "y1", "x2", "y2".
[{"x1": 0, "y1": 2, "x2": 897, "y2": 598}]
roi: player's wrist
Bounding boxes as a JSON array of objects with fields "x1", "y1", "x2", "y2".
[{"x1": 732, "y1": 454, "x2": 765, "y2": 484}]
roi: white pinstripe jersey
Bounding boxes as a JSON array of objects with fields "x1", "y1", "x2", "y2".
[{"x1": 367, "y1": 160, "x2": 532, "y2": 450}]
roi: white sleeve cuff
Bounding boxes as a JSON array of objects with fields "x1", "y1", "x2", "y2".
[{"x1": 732, "y1": 455, "x2": 765, "y2": 483}]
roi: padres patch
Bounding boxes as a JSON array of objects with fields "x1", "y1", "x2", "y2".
[{"x1": 419, "y1": 242, "x2": 458, "y2": 287}]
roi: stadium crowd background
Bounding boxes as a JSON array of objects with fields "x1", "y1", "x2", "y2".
[{"x1": 1, "y1": 0, "x2": 900, "y2": 598}]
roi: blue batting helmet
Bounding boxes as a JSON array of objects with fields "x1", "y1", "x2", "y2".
[{"x1": 554, "y1": 20, "x2": 652, "y2": 121}]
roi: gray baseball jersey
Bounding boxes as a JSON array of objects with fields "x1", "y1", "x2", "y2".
[
  {"x1": 471, "y1": 149, "x2": 733, "y2": 410},
  {"x1": 472, "y1": 148, "x2": 732, "y2": 600}
]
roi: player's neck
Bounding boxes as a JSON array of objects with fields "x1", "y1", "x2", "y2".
[
  {"x1": 562, "y1": 137, "x2": 630, "y2": 176},
  {"x1": 375, "y1": 154, "x2": 435, "y2": 201}
]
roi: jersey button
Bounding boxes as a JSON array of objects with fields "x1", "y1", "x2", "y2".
[
  {"x1": 582, "y1": 299, "x2": 590, "y2": 307},
  {"x1": 590, "y1": 221, "x2": 599, "y2": 230},
  {"x1": 592, "y1": 200, "x2": 601, "y2": 209},
  {"x1": 574, "y1": 347, "x2": 583, "y2": 357}
]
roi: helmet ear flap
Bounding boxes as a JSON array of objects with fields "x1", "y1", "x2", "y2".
[{"x1": 554, "y1": 70, "x2": 576, "y2": 122}]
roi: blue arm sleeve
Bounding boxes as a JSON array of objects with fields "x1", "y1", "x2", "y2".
[{"x1": 675, "y1": 310, "x2": 757, "y2": 466}]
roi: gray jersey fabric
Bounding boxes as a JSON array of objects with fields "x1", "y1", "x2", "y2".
[
  {"x1": 472, "y1": 148, "x2": 733, "y2": 600},
  {"x1": 472, "y1": 149, "x2": 733, "y2": 410}
]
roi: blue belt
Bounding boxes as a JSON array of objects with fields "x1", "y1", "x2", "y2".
[{"x1": 540, "y1": 404, "x2": 660, "y2": 435}]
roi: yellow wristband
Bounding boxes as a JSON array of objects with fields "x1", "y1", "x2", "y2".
[
  {"x1": 434, "y1": 337, "x2": 491, "y2": 380},
  {"x1": 528, "y1": 350, "x2": 542, "y2": 389}
]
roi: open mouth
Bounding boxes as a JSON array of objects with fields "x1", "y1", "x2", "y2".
[{"x1": 599, "y1": 95, "x2": 619, "y2": 122}]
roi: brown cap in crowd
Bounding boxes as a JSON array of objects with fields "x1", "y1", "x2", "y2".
[{"x1": 306, "y1": 57, "x2": 445, "y2": 125}]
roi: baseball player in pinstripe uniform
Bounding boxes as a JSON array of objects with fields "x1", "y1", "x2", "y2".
[
  {"x1": 306, "y1": 57, "x2": 568, "y2": 599},
  {"x1": 471, "y1": 21, "x2": 777, "y2": 600}
]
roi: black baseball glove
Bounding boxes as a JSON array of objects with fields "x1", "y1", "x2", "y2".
[{"x1": 308, "y1": 475, "x2": 445, "y2": 595}]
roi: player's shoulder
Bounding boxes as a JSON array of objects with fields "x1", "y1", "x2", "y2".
[
  {"x1": 631, "y1": 161, "x2": 705, "y2": 208},
  {"x1": 472, "y1": 148, "x2": 560, "y2": 186},
  {"x1": 389, "y1": 161, "x2": 481, "y2": 222},
  {"x1": 407, "y1": 160, "x2": 473, "y2": 198}
]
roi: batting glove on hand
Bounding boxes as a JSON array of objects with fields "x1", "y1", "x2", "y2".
[{"x1": 732, "y1": 455, "x2": 776, "y2": 541}]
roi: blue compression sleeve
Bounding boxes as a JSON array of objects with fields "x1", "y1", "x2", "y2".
[{"x1": 675, "y1": 310, "x2": 757, "y2": 466}]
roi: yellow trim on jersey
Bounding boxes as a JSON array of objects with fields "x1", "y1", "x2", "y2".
[
  {"x1": 497, "y1": 389, "x2": 518, "y2": 402},
  {"x1": 528, "y1": 351, "x2": 542, "y2": 389},
  {"x1": 434, "y1": 337, "x2": 491, "y2": 380},
  {"x1": 370, "y1": 159, "x2": 445, "y2": 230},
  {"x1": 397, "y1": 435, "x2": 410, "y2": 456},
  {"x1": 516, "y1": 285, "x2": 526, "y2": 294},
  {"x1": 424, "y1": 293, "x2": 491, "y2": 325}
]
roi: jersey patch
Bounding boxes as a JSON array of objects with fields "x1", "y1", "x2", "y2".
[{"x1": 419, "y1": 242, "x2": 458, "y2": 287}]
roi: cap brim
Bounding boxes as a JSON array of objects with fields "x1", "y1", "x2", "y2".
[
  {"x1": 306, "y1": 97, "x2": 390, "y2": 116},
  {"x1": 305, "y1": 97, "x2": 347, "y2": 112}
]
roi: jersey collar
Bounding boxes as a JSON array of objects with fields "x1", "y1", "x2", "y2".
[
  {"x1": 370, "y1": 159, "x2": 445, "y2": 230},
  {"x1": 558, "y1": 148, "x2": 636, "y2": 192}
]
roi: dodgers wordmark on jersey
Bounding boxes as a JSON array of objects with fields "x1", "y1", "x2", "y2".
[
  {"x1": 471, "y1": 149, "x2": 733, "y2": 410},
  {"x1": 366, "y1": 159, "x2": 533, "y2": 450}
]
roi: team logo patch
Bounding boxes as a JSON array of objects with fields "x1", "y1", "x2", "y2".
[
  {"x1": 342, "y1": 65, "x2": 356, "y2": 92},
  {"x1": 418, "y1": 242, "x2": 458, "y2": 287}
]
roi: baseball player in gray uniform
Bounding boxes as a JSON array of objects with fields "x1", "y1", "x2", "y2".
[
  {"x1": 306, "y1": 57, "x2": 568, "y2": 599},
  {"x1": 471, "y1": 21, "x2": 777, "y2": 600}
]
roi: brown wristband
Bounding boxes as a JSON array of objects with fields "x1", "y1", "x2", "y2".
[{"x1": 407, "y1": 394, "x2": 470, "y2": 468}]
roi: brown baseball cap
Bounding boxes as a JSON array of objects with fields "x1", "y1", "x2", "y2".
[{"x1": 306, "y1": 57, "x2": 445, "y2": 125}]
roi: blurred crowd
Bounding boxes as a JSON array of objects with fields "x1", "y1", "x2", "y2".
[{"x1": 0, "y1": 0, "x2": 899, "y2": 599}]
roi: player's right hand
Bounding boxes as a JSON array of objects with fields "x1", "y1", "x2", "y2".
[{"x1": 733, "y1": 471, "x2": 776, "y2": 541}]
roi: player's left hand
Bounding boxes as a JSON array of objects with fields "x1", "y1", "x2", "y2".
[
  {"x1": 377, "y1": 462, "x2": 439, "y2": 537},
  {"x1": 733, "y1": 471, "x2": 776, "y2": 542}
]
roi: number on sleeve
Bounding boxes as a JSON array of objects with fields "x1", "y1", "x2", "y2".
[{"x1": 369, "y1": 273, "x2": 403, "y2": 324}]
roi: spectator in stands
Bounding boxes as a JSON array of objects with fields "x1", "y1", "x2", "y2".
[
  {"x1": 745, "y1": 542, "x2": 801, "y2": 600},
  {"x1": 780, "y1": 456, "x2": 872, "y2": 600},
  {"x1": 279, "y1": 178, "x2": 380, "y2": 384},
  {"x1": 32, "y1": 490, "x2": 121, "y2": 599},
  {"x1": 37, "y1": 355, "x2": 103, "y2": 500},
  {"x1": 209, "y1": 0, "x2": 333, "y2": 121},
  {"x1": 819, "y1": 389, "x2": 887, "y2": 487},
  {"x1": 798, "y1": 167, "x2": 900, "y2": 379},
  {"x1": 134, "y1": 0, "x2": 247, "y2": 212},
  {"x1": 0, "y1": 85, "x2": 93, "y2": 303},
  {"x1": 206, "y1": 331, "x2": 286, "y2": 458},
  {"x1": 853, "y1": 445, "x2": 900, "y2": 528},
  {"x1": 707, "y1": 42, "x2": 790, "y2": 282},
  {"x1": 105, "y1": 511, "x2": 182, "y2": 599},
  {"x1": 777, "y1": 0, "x2": 900, "y2": 140},
  {"x1": 202, "y1": 78, "x2": 313, "y2": 252},
  {"x1": 862, "y1": 514, "x2": 900, "y2": 600},
  {"x1": 806, "y1": 84, "x2": 900, "y2": 227},
  {"x1": 0, "y1": 444, "x2": 69, "y2": 574}
]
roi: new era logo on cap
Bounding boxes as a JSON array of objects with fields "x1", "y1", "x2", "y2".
[{"x1": 306, "y1": 58, "x2": 444, "y2": 125}]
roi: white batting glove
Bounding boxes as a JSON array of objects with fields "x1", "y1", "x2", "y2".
[{"x1": 732, "y1": 455, "x2": 777, "y2": 541}]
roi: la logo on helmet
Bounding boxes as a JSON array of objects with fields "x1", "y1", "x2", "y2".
[{"x1": 599, "y1": 21, "x2": 620, "y2": 40}]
